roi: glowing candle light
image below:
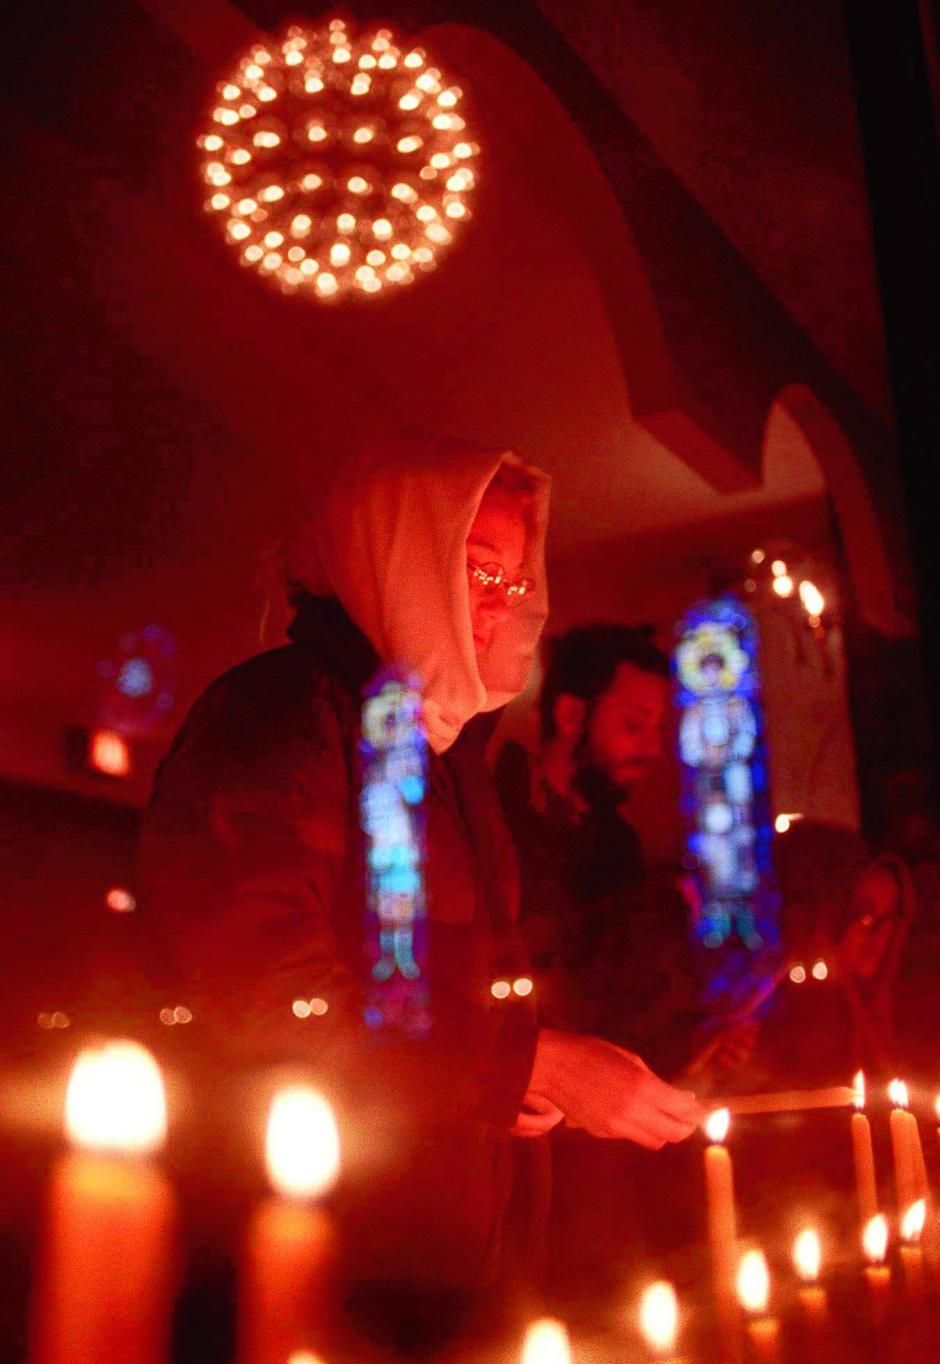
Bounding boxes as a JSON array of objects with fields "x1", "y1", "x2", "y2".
[
  {"x1": 793, "y1": 1228, "x2": 828, "y2": 1326},
  {"x1": 520, "y1": 1317, "x2": 571, "y2": 1364},
  {"x1": 238, "y1": 1085, "x2": 339, "y2": 1364},
  {"x1": 638, "y1": 1281, "x2": 680, "y2": 1360},
  {"x1": 704, "y1": 1108, "x2": 740, "y2": 1347},
  {"x1": 851, "y1": 1071, "x2": 879, "y2": 1230},
  {"x1": 31, "y1": 1042, "x2": 175, "y2": 1364},
  {"x1": 736, "y1": 1249, "x2": 779, "y2": 1360},
  {"x1": 862, "y1": 1213, "x2": 892, "y2": 1324},
  {"x1": 899, "y1": 1199, "x2": 927, "y2": 1307},
  {"x1": 888, "y1": 1079, "x2": 920, "y2": 1213}
]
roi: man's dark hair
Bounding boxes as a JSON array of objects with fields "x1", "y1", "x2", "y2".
[{"x1": 539, "y1": 624, "x2": 670, "y2": 740}]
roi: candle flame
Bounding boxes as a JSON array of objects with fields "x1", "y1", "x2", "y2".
[
  {"x1": 64, "y1": 1040, "x2": 167, "y2": 1153},
  {"x1": 265, "y1": 1085, "x2": 340, "y2": 1198},
  {"x1": 901, "y1": 1200, "x2": 927, "y2": 1244},
  {"x1": 704, "y1": 1107, "x2": 730, "y2": 1143},
  {"x1": 853, "y1": 1070, "x2": 866, "y2": 1110},
  {"x1": 863, "y1": 1214, "x2": 888, "y2": 1264},
  {"x1": 793, "y1": 1228, "x2": 822, "y2": 1283},
  {"x1": 888, "y1": 1078, "x2": 909, "y2": 1110},
  {"x1": 736, "y1": 1248, "x2": 770, "y2": 1314},
  {"x1": 934, "y1": 1094, "x2": 940, "y2": 1124},
  {"x1": 521, "y1": 1318, "x2": 571, "y2": 1364},
  {"x1": 638, "y1": 1281, "x2": 679, "y2": 1352}
]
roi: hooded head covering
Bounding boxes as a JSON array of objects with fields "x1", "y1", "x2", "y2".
[{"x1": 286, "y1": 432, "x2": 551, "y2": 753}]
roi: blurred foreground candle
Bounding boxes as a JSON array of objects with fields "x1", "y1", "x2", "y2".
[
  {"x1": 238, "y1": 1085, "x2": 339, "y2": 1364},
  {"x1": 736, "y1": 1249, "x2": 779, "y2": 1362},
  {"x1": 888, "y1": 1080, "x2": 919, "y2": 1212},
  {"x1": 31, "y1": 1040, "x2": 175, "y2": 1364},
  {"x1": 638, "y1": 1280, "x2": 680, "y2": 1361},
  {"x1": 851, "y1": 1072, "x2": 879, "y2": 1229},
  {"x1": 899, "y1": 1200, "x2": 927, "y2": 1306},
  {"x1": 521, "y1": 1317, "x2": 572, "y2": 1364},
  {"x1": 792, "y1": 1228, "x2": 827, "y2": 1326},
  {"x1": 862, "y1": 1214, "x2": 892, "y2": 1325}
]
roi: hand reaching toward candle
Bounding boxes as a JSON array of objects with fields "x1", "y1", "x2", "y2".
[{"x1": 526, "y1": 1028, "x2": 703, "y2": 1148}]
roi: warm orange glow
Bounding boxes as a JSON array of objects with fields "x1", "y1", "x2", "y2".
[
  {"x1": 863, "y1": 1214, "x2": 889, "y2": 1264},
  {"x1": 106, "y1": 886, "x2": 136, "y2": 913},
  {"x1": 287, "y1": 1354, "x2": 326, "y2": 1364},
  {"x1": 789, "y1": 963, "x2": 807, "y2": 984},
  {"x1": 265, "y1": 1086, "x2": 340, "y2": 1198},
  {"x1": 705, "y1": 1108, "x2": 730, "y2": 1144},
  {"x1": 736, "y1": 1249, "x2": 770, "y2": 1314},
  {"x1": 811, "y1": 960, "x2": 829, "y2": 981},
  {"x1": 520, "y1": 1318, "x2": 571, "y2": 1364},
  {"x1": 854, "y1": 1070, "x2": 866, "y2": 1110},
  {"x1": 491, "y1": 980, "x2": 511, "y2": 1000},
  {"x1": 65, "y1": 1041, "x2": 167, "y2": 1153},
  {"x1": 89, "y1": 729, "x2": 131, "y2": 777},
  {"x1": 901, "y1": 1199, "x2": 927, "y2": 1244},
  {"x1": 889, "y1": 1079, "x2": 910, "y2": 1110},
  {"x1": 799, "y1": 581, "x2": 825, "y2": 617},
  {"x1": 771, "y1": 559, "x2": 787, "y2": 577},
  {"x1": 513, "y1": 976, "x2": 534, "y2": 997},
  {"x1": 772, "y1": 575, "x2": 794, "y2": 598},
  {"x1": 638, "y1": 1281, "x2": 679, "y2": 1352},
  {"x1": 793, "y1": 1228, "x2": 821, "y2": 1283}
]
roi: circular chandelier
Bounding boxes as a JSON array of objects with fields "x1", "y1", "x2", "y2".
[{"x1": 196, "y1": 16, "x2": 478, "y2": 301}]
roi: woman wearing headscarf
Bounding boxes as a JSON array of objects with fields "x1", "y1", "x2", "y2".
[{"x1": 138, "y1": 433, "x2": 700, "y2": 1343}]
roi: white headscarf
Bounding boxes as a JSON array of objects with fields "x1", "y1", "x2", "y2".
[{"x1": 285, "y1": 432, "x2": 551, "y2": 753}]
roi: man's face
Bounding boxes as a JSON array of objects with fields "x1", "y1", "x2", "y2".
[{"x1": 580, "y1": 661, "x2": 669, "y2": 798}]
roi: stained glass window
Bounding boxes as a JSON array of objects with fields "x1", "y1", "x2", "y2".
[
  {"x1": 359, "y1": 666, "x2": 431, "y2": 1036},
  {"x1": 674, "y1": 595, "x2": 776, "y2": 951}
]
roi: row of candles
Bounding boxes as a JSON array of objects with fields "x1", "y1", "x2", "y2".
[
  {"x1": 701, "y1": 1071, "x2": 939, "y2": 1360},
  {"x1": 22, "y1": 1043, "x2": 940, "y2": 1364}
]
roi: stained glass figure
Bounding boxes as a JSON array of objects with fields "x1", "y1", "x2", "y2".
[
  {"x1": 360, "y1": 666, "x2": 430, "y2": 1036},
  {"x1": 674, "y1": 596, "x2": 775, "y2": 951}
]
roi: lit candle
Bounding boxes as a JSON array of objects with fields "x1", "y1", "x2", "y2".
[
  {"x1": 736, "y1": 1249, "x2": 779, "y2": 1361},
  {"x1": 238, "y1": 1085, "x2": 340, "y2": 1364},
  {"x1": 899, "y1": 1199, "x2": 927, "y2": 1306},
  {"x1": 888, "y1": 1080, "x2": 919, "y2": 1213},
  {"x1": 862, "y1": 1213, "x2": 892, "y2": 1325},
  {"x1": 638, "y1": 1281, "x2": 681, "y2": 1362},
  {"x1": 704, "y1": 1109, "x2": 738, "y2": 1300},
  {"x1": 30, "y1": 1040, "x2": 176, "y2": 1364},
  {"x1": 792, "y1": 1227, "x2": 827, "y2": 1326},
  {"x1": 850, "y1": 1071, "x2": 879, "y2": 1229},
  {"x1": 521, "y1": 1317, "x2": 572, "y2": 1364}
]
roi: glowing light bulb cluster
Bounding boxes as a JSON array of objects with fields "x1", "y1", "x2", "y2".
[
  {"x1": 745, "y1": 547, "x2": 828, "y2": 625},
  {"x1": 197, "y1": 17, "x2": 479, "y2": 301}
]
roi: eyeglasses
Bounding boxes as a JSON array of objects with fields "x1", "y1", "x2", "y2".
[{"x1": 467, "y1": 560, "x2": 535, "y2": 605}]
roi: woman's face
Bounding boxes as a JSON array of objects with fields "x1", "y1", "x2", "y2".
[{"x1": 466, "y1": 490, "x2": 528, "y2": 661}]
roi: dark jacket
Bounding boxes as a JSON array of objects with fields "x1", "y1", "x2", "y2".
[{"x1": 138, "y1": 596, "x2": 537, "y2": 1290}]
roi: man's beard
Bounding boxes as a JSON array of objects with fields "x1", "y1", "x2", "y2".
[{"x1": 571, "y1": 728, "x2": 632, "y2": 813}]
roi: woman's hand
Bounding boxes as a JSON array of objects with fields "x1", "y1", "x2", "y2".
[{"x1": 527, "y1": 1028, "x2": 703, "y2": 1148}]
